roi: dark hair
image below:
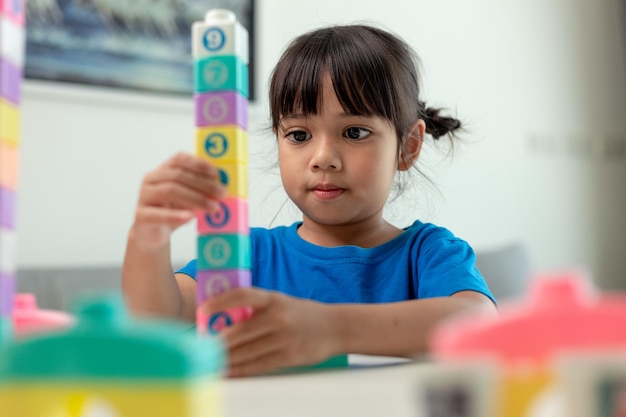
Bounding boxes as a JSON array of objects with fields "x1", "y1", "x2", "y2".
[{"x1": 269, "y1": 24, "x2": 462, "y2": 153}]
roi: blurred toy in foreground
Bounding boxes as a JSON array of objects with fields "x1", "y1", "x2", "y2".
[
  {"x1": 417, "y1": 270, "x2": 626, "y2": 417},
  {"x1": 12, "y1": 292, "x2": 74, "y2": 337},
  {"x1": 0, "y1": 295, "x2": 224, "y2": 417}
]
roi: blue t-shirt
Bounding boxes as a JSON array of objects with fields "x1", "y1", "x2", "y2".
[{"x1": 177, "y1": 220, "x2": 494, "y2": 304}]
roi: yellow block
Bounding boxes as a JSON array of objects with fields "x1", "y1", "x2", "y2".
[
  {"x1": 0, "y1": 99, "x2": 20, "y2": 147},
  {"x1": 498, "y1": 366, "x2": 553, "y2": 417},
  {"x1": 0, "y1": 379, "x2": 221, "y2": 417},
  {"x1": 0, "y1": 142, "x2": 19, "y2": 189},
  {"x1": 215, "y1": 162, "x2": 248, "y2": 199},
  {"x1": 196, "y1": 126, "x2": 248, "y2": 165}
]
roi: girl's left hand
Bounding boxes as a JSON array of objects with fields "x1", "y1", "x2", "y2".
[{"x1": 202, "y1": 287, "x2": 340, "y2": 377}]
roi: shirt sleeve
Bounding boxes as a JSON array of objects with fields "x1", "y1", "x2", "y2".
[
  {"x1": 175, "y1": 259, "x2": 198, "y2": 280},
  {"x1": 415, "y1": 227, "x2": 496, "y2": 304}
]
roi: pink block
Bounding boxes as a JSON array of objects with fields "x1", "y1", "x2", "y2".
[
  {"x1": 197, "y1": 306, "x2": 252, "y2": 335},
  {"x1": 195, "y1": 91, "x2": 248, "y2": 129},
  {"x1": 0, "y1": 0, "x2": 25, "y2": 26},
  {"x1": 13, "y1": 293, "x2": 75, "y2": 337},
  {"x1": 0, "y1": 272, "x2": 14, "y2": 315},
  {"x1": 196, "y1": 198, "x2": 248, "y2": 234},
  {"x1": 197, "y1": 268, "x2": 251, "y2": 304},
  {"x1": 0, "y1": 57, "x2": 22, "y2": 105}
]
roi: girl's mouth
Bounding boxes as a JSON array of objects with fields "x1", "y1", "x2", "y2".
[{"x1": 312, "y1": 185, "x2": 345, "y2": 200}]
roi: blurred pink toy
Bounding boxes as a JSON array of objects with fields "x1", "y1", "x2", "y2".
[
  {"x1": 13, "y1": 293, "x2": 75, "y2": 337},
  {"x1": 431, "y1": 270, "x2": 626, "y2": 364}
]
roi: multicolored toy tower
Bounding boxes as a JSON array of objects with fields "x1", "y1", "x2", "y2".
[
  {"x1": 192, "y1": 9, "x2": 251, "y2": 334},
  {"x1": 0, "y1": 0, "x2": 25, "y2": 342}
]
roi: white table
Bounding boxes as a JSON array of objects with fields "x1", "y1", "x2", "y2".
[{"x1": 223, "y1": 356, "x2": 431, "y2": 417}]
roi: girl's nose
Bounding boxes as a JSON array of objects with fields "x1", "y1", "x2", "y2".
[{"x1": 310, "y1": 137, "x2": 341, "y2": 171}]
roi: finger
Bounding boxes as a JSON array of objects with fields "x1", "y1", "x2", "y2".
[
  {"x1": 163, "y1": 152, "x2": 219, "y2": 178},
  {"x1": 227, "y1": 333, "x2": 281, "y2": 369},
  {"x1": 146, "y1": 153, "x2": 225, "y2": 201},
  {"x1": 147, "y1": 160, "x2": 220, "y2": 186},
  {"x1": 204, "y1": 287, "x2": 275, "y2": 315},
  {"x1": 220, "y1": 311, "x2": 277, "y2": 350},
  {"x1": 143, "y1": 167, "x2": 225, "y2": 201},
  {"x1": 135, "y1": 206, "x2": 195, "y2": 227},
  {"x1": 228, "y1": 351, "x2": 289, "y2": 378},
  {"x1": 140, "y1": 181, "x2": 223, "y2": 212}
]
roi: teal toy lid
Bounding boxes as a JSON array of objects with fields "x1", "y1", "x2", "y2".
[{"x1": 0, "y1": 294, "x2": 224, "y2": 381}]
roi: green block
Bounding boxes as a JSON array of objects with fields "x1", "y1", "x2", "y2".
[
  {"x1": 197, "y1": 234, "x2": 250, "y2": 270},
  {"x1": 0, "y1": 294, "x2": 224, "y2": 382},
  {"x1": 270, "y1": 355, "x2": 350, "y2": 375},
  {"x1": 0, "y1": 317, "x2": 13, "y2": 345},
  {"x1": 194, "y1": 55, "x2": 248, "y2": 97},
  {"x1": 308, "y1": 354, "x2": 349, "y2": 369}
]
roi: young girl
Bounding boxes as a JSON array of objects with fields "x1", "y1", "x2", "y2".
[{"x1": 122, "y1": 24, "x2": 497, "y2": 377}]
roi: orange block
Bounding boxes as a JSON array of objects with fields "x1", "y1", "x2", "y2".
[{"x1": 0, "y1": 143, "x2": 19, "y2": 190}]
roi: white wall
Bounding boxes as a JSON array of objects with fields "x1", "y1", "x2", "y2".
[{"x1": 18, "y1": 0, "x2": 626, "y2": 289}]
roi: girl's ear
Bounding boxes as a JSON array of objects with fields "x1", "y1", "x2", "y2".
[{"x1": 398, "y1": 119, "x2": 425, "y2": 171}]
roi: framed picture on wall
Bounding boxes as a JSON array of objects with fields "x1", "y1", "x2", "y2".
[{"x1": 24, "y1": 0, "x2": 255, "y2": 99}]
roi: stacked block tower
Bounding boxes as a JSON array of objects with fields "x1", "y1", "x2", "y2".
[
  {"x1": 0, "y1": 0, "x2": 25, "y2": 342},
  {"x1": 192, "y1": 9, "x2": 251, "y2": 334}
]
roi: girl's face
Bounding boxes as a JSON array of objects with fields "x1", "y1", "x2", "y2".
[{"x1": 277, "y1": 77, "x2": 400, "y2": 230}]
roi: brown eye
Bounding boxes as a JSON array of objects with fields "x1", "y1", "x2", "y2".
[
  {"x1": 344, "y1": 127, "x2": 370, "y2": 140},
  {"x1": 287, "y1": 131, "x2": 311, "y2": 142}
]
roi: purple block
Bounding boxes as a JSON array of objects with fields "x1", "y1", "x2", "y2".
[
  {"x1": 0, "y1": 187, "x2": 16, "y2": 229},
  {"x1": 0, "y1": 272, "x2": 15, "y2": 316},
  {"x1": 0, "y1": 57, "x2": 22, "y2": 105},
  {"x1": 197, "y1": 269, "x2": 251, "y2": 304},
  {"x1": 195, "y1": 91, "x2": 248, "y2": 129}
]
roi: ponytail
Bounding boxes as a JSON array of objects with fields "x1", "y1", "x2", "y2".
[{"x1": 419, "y1": 101, "x2": 462, "y2": 140}]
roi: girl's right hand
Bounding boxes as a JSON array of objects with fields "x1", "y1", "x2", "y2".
[{"x1": 131, "y1": 152, "x2": 225, "y2": 250}]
